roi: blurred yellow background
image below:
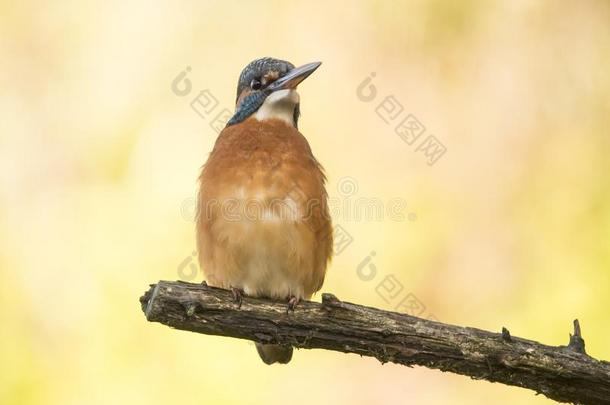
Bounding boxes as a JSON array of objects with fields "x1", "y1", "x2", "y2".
[{"x1": 1, "y1": 0, "x2": 609, "y2": 404}]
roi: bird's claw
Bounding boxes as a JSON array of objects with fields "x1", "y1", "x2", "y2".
[
  {"x1": 287, "y1": 296, "x2": 300, "y2": 312},
  {"x1": 231, "y1": 287, "x2": 244, "y2": 308}
]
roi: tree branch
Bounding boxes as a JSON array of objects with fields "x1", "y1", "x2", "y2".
[{"x1": 140, "y1": 281, "x2": 610, "y2": 404}]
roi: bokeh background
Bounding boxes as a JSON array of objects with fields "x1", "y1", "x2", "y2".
[{"x1": 1, "y1": 0, "x2": 609, "y2": 404}]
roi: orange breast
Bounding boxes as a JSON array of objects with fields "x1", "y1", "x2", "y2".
[{"x1": 196, "y1": 118, "x2": 332, "y2": 299}]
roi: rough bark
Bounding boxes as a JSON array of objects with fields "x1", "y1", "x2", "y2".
[{"x1": 140, "y1": 281, "x2": 610, "y2": 404}]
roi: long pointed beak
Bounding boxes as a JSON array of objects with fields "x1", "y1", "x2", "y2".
[{"x1": 268, "y1": 61, "x2": 322, "y2": 91}]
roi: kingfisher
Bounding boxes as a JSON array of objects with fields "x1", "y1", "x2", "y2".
[{"x1": 196, "y1": 57, "x2": 333, "y2": 364}]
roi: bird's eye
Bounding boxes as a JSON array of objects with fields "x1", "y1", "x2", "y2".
[{"x1": 250, "y1": 79, "x2": 262, "y2": 90}]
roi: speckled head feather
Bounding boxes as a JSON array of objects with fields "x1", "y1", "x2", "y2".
[
  {"x1": 235, "y1": 57, "x2": 294, "y2": 101},
  {"x1": 226, "y1": 57, "x2": 300, "y2": 128}
]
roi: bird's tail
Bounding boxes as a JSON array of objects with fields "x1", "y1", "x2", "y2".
[{"x1": 255, "y1": 343, "x2": 293, "y2": 365}]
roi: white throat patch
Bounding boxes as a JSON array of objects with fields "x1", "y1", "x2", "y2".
[{"x1": 254, "y1": 89, "x2": 299, "y2": 127}]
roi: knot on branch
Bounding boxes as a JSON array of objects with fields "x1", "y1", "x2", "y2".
[
  {"x1": 566, "y1": 319, "x2": 587, "y2": 355},
  {"x1": 321, "y1": 293, "x2": 342, "y2": 307},
  {"x1": 501, "y1": 327, "x2": 512, "y2": 343}
]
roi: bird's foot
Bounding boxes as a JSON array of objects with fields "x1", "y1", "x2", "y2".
[
  {"x1": 231, "y1": 287, "x2": 245, "y2": 308},
  {"x1": 286, "y1": 296, "x2": 300, "y2": 313}
]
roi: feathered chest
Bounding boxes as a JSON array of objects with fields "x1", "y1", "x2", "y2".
[
  {"x1": 196, "y1": 117, "x2": 332, "y2": 300},
  {"x1": 199, "y1": 118, "x2": 326, "y2": 208}
]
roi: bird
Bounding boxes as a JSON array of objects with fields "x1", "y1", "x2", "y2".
[{"x1": 196, "y1": 57, "x2": 333, "y2": 364}]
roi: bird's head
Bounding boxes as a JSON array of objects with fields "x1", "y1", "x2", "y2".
[{"x1": 226, "y1": 57, "x2": 321, "y2": 128}]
